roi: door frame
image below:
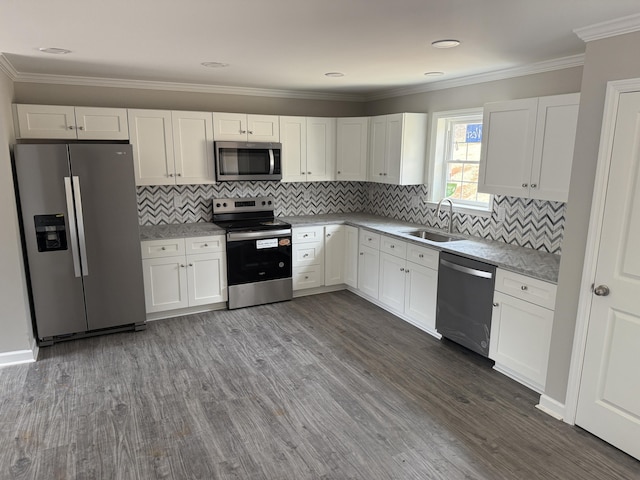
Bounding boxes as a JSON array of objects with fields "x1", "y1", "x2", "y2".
[{"x1": 564, "y1": 77, "x2": 640, "y2": 424}]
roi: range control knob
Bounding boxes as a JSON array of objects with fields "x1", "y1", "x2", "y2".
[
  {"x1": 262, "y1": 201, "x2": 266, "y2": 205},
  {"x1": 268, "y1": 200, "x2": 272, "y2": 205},
  {"x1": 223, "y1": 202, "x2": 227, "y2": 207},
  {"x1": 215, "y1": 203, "x2": 221, "y2": 208}
]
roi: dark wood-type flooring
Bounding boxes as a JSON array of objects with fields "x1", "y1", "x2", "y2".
[{"x1": 1, "y1": 291, "x2": 638, "y2": 479}]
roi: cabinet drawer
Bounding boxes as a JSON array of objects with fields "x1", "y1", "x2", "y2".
[
  {"x1": 293, "y1": 266, "x2": 324, "y2": 290},
  {"x1": 185, "y1": 235, "x2": 225, "y2": 254},
  {"x1": 495, "y1": 269, "x2": 557, "y2": 310},
  {"x1": 293, "y1": 243, "x2": 324, "y2": 267},
  {"x1": 293, "y1": 226, "x2": 324, "y2": 243},
  {"x1": 141, "y1": 239, "x2": 186, "y2": 259},
  {"x1": 406, "y1": 244, "x2": 439, "y2": 270},
  {"x1": 380, "y1": 236, "x2": 407, "y2": 258},
  {"x1": 359, "y1": 230, "x2": 380, "y2": 249}
]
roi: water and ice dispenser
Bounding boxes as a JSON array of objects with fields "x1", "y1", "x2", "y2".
[{"x1": 34, "y1": 214, "x2": 68, "y2": 252}]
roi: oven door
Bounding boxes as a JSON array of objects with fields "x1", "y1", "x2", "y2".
[
  {"x1": 215, "y1": 142, "x2": 282, "y2": 181},
  {"x1": 226, "y1": 229, "x2": 292, "y2": 286}
]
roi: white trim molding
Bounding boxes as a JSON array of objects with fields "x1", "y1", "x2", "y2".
[
  {"x1": 536, "y1": 394, "x2": 566, "y2": 421},
  {"x1": 0, "y1": 339, "x2": 38, "y2": 368},
  {"x1": 574, "y1": 13, "x2": 640, "y2": 42},
  {"x1": 563, "y1": 77, "x2": 640, "y2": 425}
]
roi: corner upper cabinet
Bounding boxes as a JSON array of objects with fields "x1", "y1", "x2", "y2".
[
  {"x1": 336, "y1": 117, "x2": 369, "y2": 181},
  {"x1": 280, "y1": 116, "x2": 336, "y2": 182},
  {"x1": 478, "y1": 93, "x2": 579, "y2": 202},
  {"x1": 368, "y1": 113, "x2": 427, "y2": 185},
  {"x1": 14, "y1": 104, "x2": 129, "y2": 140},
  {"x1": 213, "y1": 113, "x2": 279, "y2": 141},
  {"x1": 128, "y1": 109, "x2": 215, "y2": 186}
]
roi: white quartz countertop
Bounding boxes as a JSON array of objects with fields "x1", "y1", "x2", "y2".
[{"x1": 139, "y1": 213, "x2": 560, "y2": 283}]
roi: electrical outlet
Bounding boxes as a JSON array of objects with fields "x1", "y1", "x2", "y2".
[
  {"x1": 411, "y1": 195, "x2": 421, "y2": 208},
  {"x1": 497, "y1": 206, "x2": 506, "y2": 222}
]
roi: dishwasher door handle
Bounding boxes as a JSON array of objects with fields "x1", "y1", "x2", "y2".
[{"x1": 440, "y1": 258, "x2": 494, "y2": 279}]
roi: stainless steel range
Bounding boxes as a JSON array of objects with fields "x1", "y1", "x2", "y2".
[{"x1": 213, "y1": 197, "x2": 292, "y2": 309}]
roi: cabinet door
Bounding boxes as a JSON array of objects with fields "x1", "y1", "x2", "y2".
[
  {"x1": 128, "y1": 109, "x2": 175, "y2": 186},
  {"x1": 247, "y1": 114, "x2": 280, "y2": 142},
  {"x1": 213, "y1": 112, "x2": 247, "y2": 140},
  {"x1": 369, "y1": 115, "x2": 387, "y2": 183},
  {"x1": 186, "y1": 252, "x2": 227, "y2": 306},
  {"x1": 337, "y1": 117, "x2": 369, "y2": 181},
  {"x1": 280, "y1": 116, "x2": 307, "y2": 182},
  {"x1": 325, "y1": 225, "x2": 345, "y2": 286},
  {"x1": 378, "y1": 252, "x2": 406, "y2": 312},
  {"x1": 15, "y1": 104, "x2": 77, "y2": 139},
  {"x1": 404, "y1": 262, "x2": 438, "y2": 333},
  {"x1": 344, "y1": 225, "x2": 359, "y2": 288},
  {"x1": 489, "y1": 291, "x2": 554, "y2": 392},
  {"x1": 142, "y1": 256, "x2": 189, "y2": 313},
  {"x1": 478, "y1": 98, "x2": 538, "y2": 197},
  {"x1": 75, "y1": 107, "x2": 129, "y2": 140},
  {"x1": 172, "y1": 111, "x2": 215, "y2": 185},
  {"x1": 384, "y1": 113, "x2": 403, "y2": 184},
  {"x1": 306, "y1": 117, "x2": 336, "y2": 182},
  {"x1": 357, "y1": 245, "x2": 380, "y2": 299},
  {"x1": 530, "y1": 93, "x2": 580, "y2": 202}
]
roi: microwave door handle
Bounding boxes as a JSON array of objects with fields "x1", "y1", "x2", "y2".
[{"x1": 268, "y1": 149, "x2": 275, "y2": 175}]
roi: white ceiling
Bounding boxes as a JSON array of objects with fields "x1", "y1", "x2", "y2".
[{"x1": 1, "y1": 0, "x2": 639, "y2": 99}]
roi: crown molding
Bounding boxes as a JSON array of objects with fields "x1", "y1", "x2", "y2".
[
  {"x1": 364, "y1": 54, "x2": 585, "y2": 101},
  {"x1": 7, "y1": 66, "x2": 366, "y2": 102},
  {"x1": 574, "y1": 13, "x2": 640, "y2": 42},
  {"x1": 0, "y1": 55, "x2": 18, "y2": 79}
]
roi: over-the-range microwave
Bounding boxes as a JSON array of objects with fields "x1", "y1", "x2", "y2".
[{"x1": 215, "y1": 141, "x2": 282, "y2": 181}]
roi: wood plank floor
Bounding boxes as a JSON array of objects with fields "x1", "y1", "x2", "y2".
[{"x1": 1, "y1": 290, "x2": 638, "y2": 479}]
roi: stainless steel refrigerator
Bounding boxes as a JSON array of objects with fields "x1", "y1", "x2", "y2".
[{"x1": 13, "y1": 143, "x2": 146, "y2": 345}]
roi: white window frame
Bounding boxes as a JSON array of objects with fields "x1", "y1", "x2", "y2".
[{"x1": 427, "y1": 108, "x2": 492, "y2": 217}]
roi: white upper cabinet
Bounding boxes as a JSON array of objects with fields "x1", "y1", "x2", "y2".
[
  {"x1": 368, "y1": 113, "x2": 427, "y2": 185},
  {"x1": 478, "y1": 93, "x2": 579, "y2": 202},
  {"x1": 336, "y1": 117, "x2": 369, "y2": 181},
  {"x1": 171, "y1": 111, "x2": 215, "y2": 185},
  {"x1": 14, "y1": 104, "x2": 129, "y2": 140},
  {"x1": 128, "y1": 109, "x2": 215, "y2": 186},
  {"x1": 281, "y1": 116, "x2": 336, "y2": 182},
  {"x1": 213, "y1": 112, "x2": 279, "y2": 141}
]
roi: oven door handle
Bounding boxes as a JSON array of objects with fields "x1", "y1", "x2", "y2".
[
  {"x1": 268, "y1": 148, "x2": 275, "y2": 175},
  {"x1": 227, "y1": 229, "x2": 292, "y2": 242}
]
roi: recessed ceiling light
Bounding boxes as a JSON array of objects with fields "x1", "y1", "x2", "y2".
[
  {"x1": 431, "y1": 39, "x2": 461, "y2": 49},
  {"x1": 201, "y1": 62, "x2": 229, "y2": 68},
  {"x1": 38, "y1": 47, "x2": 71, "y2": 54},
  {"x1": 424, "y1": 71, "x2": 445, "y2": 77},
  {"x1": 324, "y1": 72, "x2": 344, "y2": 77}
]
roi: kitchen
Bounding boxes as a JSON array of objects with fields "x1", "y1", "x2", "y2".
[{"x1": 1, "y1": 2, "x2": 640, "y2": 477}]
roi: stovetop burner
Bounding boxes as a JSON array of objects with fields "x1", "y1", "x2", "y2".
[{"x1": 212, "y1": 196, "x2": 290, "y2": 232}]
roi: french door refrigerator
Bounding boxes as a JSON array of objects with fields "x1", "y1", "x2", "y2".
[{"x1": 13, "y1": 143, "x2": 146, "y2": 345}]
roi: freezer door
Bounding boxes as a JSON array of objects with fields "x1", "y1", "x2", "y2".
[
  {"x1": 68, "y1": 144, "x2": 145, "y2": 330},
  {"x1": 13, "y1": 144, "x2": 88, "y2": 338}
]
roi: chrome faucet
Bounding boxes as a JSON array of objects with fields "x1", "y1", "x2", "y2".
[{"x1": 436, "y1": 198, "x2": 454, "y2": 233}]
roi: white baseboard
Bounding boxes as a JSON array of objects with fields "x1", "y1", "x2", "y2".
[
  {"x1": 146, "y1": 302, "x2": 227, "y2": 321},
  {"x1": 0, "y1": 343, "x2": 38, "y2": 368},
  {"x1": 293, "y1": 284, "x2": 347, "y2": 298},
  {"x1": 536, "y1": 394, "x2": 566, "y2": 421}
]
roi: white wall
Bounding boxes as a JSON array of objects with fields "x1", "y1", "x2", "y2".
[
  {"x1": 546, "y1": 30, "x2": 640, "y2": 403},
  {"x1": 0, "y1": 70, "x2": 34, "y2": 357}
]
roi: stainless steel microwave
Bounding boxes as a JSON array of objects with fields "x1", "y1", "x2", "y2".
[{"x1": 215, "y1": 141, "x2": 282, "y2": 181}]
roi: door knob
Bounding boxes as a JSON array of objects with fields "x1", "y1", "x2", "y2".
[{"x1": 594, "y1": 285, "x2": 610, "y2": 296}]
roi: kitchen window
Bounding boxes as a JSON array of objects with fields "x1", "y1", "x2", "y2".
[{"x1": 428, "y1": 108, "x2": 492, "y2": 212}]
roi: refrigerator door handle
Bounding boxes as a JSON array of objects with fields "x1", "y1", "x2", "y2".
[
  {"x1": 72, "y1": 176, "x2": 89, "y2": 277},
  {"x1": 64, "y1": 177, "x2": 82, "y2": 277}
]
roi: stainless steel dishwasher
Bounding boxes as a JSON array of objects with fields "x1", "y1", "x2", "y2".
[{"x1": 436, "y1": 252, "x2": 496, "y2": 357}]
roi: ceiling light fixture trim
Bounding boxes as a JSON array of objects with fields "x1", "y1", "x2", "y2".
[
  {"x1": 201, "y1": 62, "x2": 230, "y2": 68},
  {"x1": 431, "y1": 39, "x2": 461, "y2": 49},
  {"x1": 424, "y1": 71, "x2": 445, "y2": 77},
  {"x1": 324, "y1": 72, "x2": 345, "y2": 77},
  {"x1": 38, "y1": 47, "x2": 72, "y2": 54}
]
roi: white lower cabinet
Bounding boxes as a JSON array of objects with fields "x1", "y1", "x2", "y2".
[
  {"x1": 404, "y1": 261, "x2": 438, "y2": 333},
  {"x1": 378, "y1": 252, "x2": 406, "y2": 312},
  {"x1": 489, "y1": 269, "x2": 556, "y2": 392},
  {"x1": 343, "y1": 225, "x2": 359, "y2": 288},
  {"x1": 292, "y1": 226, "x2": 325, "y2": 290},
  {"x1": 324, "y1": 225, "x2": 346, "y2": 286},
  {"x1": 141, "y1": 236, "x2": 227, "y2": 314}
]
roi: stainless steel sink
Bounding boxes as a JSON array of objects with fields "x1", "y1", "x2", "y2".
[{"x1": 406, "y1": 230, "x2": 462, "y2": 243}]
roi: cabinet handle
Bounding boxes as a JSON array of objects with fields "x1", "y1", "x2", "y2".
[
  {"x1": 521, "y1": 285, "x2": 528, "y2": 291},
  {"x1": 188, "y1": 263, "x2": 193, "y2": 267},
  {"x1": 176, "y1": 173, "x2": 182, "y2": 177},
  {"x1": 406, "y1": 269, "x2": 410, "y2": 273},
  {"x1": 68, "y1": 126, "x2": 75, "y2": 130},
  {"x1": 530, "y1": 183, "x2": 537, "y2": 188},
  {"x1": 240, "y1": 129, "x2": 246, "y2": 134},
  {"x1": 418, "y1": 254, "x2": 424, "y2": 258},
  {"x1": 303, "y1": 234, "x2": 308, "y2": 238},
  {"x1": 169, "y1": 173, "x2": 175, "y2": 177},
  {"x1": 180, "y1": 264, "x2": 185, "y2": 268},
  {"x1": 303, "y1": 253, "x2": 309, "y2": 257},
  {"x1": 379, "y1": 172, "x2": 383, "y2": 176},
  {"x1": 522, "y1": 183, "x2": 528, "y2": 188},
  {"x1": 390, "y1": 245, "x2": 395, "y2": 249},
  {"x1": 326, "y1": 234, "x2": 331, "y2": 237},
  {"x1": 77, "y1": 126, "x2": 84, "y2": 131},
  {"x1": 304, "y1": 275, "x2": 309, "y2": 279},
  {"x1": 307, "y1": 171, "x2": 312, "y2": 174},
  {"x1": 360, "y1": 252, "x2": 364, "y2": 256},
  {"x1": 161, "y1": 246, "x2": 166, "y2": 250},
  {"x1": 337, "y1": 171, "x2": 341, "y2": 174},
  {"x1": 248, "y1": 130, "x2": 253, "y2": 135},
  {"x1": 383, "y1": 173, "x2": 387, "y2": 176},
  {"x1": 400, "y1": 267, "x2": 404, "y2": 272},
  {"x1": 367, "y1": 237, "x2": 372, "y2": 241},
  {"x1": 493, "y1": 302, "x2": 499, "y2": 307}
]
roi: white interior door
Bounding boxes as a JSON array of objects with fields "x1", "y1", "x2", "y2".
[{"x1": 575, "y1": 90, "x2": 640, "y2": 460}]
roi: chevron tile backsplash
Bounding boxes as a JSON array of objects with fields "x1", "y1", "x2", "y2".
[{"x1": 138, "y1": 181, "x2": 565, "y2": 254}]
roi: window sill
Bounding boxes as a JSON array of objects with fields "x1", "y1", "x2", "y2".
[{"x1": 426, "y1": 201, "x2": 492, "y2": 219}]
